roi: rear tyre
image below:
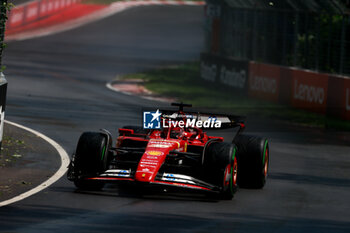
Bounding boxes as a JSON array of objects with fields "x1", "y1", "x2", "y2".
[
  {"x1": 205, "y1": 142, "x2": 238, "y2": 200},
  {"x1": 234, "y1": 135, "x2": 269, "y2": 189},
  {"x1": 72, "y1": 132, "x2": 111, "y2": 190}
]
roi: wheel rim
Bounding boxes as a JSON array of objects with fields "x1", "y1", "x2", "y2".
[
  {"x1": 264, "y1": 147, "x2": 269, "y2": 177},
  {"x1": 224, "y1": 164, "x2": 231, "y2": 187},
  {"x1": 232, "y1": 157, "x2": 237, "y2": 185},
  {"x1": 224, "y1": 156, "x2": 237, "y2": 192}
]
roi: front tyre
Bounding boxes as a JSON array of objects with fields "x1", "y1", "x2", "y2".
[
  {"x1": 205, "y1": 142, "x2": 238, "y2": 200},
  {"x1": 221, "y1": 153, "x2": 238, "y2": 200},
  {"x1": 71, "y1": 132, "x2": 111, "y2": 190}
]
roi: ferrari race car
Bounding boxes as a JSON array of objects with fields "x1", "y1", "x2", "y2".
[{"x1": 67, "y1": 103, "x2": 269, "y2": 199}]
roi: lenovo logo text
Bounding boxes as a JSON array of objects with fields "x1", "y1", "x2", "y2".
[
  {"x1": 250, "y1": 76, "x2": 277, "y2": 94},
  {"x1": 293, "y1": 80, "x2": 325, "y2": 104}
]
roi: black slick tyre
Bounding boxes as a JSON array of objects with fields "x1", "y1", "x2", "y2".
[
  {"x1": 234, "y1": 135, "x2": 269, "y2": 189},
  {"x1": 205, "y1": 142, "x2": 238, "y2": 200},
  {"x1": 72, "y1": 132, "x2": 111, "y2": 190}
]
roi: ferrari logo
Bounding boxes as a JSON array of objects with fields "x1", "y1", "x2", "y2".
[{"x1": 147, "y1": 151, "x2": 163, "y2": 156}]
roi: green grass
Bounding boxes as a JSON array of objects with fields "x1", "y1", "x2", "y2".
[
  {"x1": 0, "y1": 136, "x2": 25, "y2": 167},
  {"x1": 122, "y1": 62, "x2": 350, "y2": 130}
]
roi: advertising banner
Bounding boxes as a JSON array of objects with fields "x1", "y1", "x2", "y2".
[
  {"x1": 291, "y1": 70, "x2": 329, "y2": 114},
  {"x1": 25, "y1": 1, "x2": 40, "y2": 23},
  {"x1": 327, "y1": 76, "x2": 350, "y2": 120},
  {"x1": 7, "y1": 7, "x2": 24, "y2": 28},
  {"x1": 6, "y1": 0, "x2": 81, "y2": 30},
  {"x1": 326, "y1": 75, "x2": 344, "y2": 118},
  {"x1": 200, "y1": 53, "x2": 249, "y2": 93},
  {"x1": 343, "y1": 78, "x2": 350, "y2": 120},
  {"x1": 200, "y1": 53, "x2": 220, "y2": 83},
  {"x1": 200, "y1": 54, "x2": 350, "y2": 121},
  {"x1": 248, "y1": 62, "x2": 280, "y2": 102}
]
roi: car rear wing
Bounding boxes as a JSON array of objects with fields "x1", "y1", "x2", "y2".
[{"x1": 160, "y1": 108, "x2": 245, "y2": 142}]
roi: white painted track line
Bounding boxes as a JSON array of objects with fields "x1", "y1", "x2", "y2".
[
  {"x1": 106, "y1": 81, "x2": 176, "y2": 102},
  {"x1": 0, "y1": 120, "x2": 70, "y2": 207}
]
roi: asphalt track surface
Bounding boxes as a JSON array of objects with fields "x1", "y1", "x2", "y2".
[{"x1": 2, "y1": 5, "x2": 350, "y2": 233}]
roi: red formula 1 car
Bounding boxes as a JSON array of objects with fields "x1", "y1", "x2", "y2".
[{"x1": 67, "y1": 103, "x2": 269, "y2": 199}]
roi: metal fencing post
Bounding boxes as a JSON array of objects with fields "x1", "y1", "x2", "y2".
[
  {"x1": 327, "y1": 14, "x2": 332, "y2": 71},
  {"x1": 242, "y1": 9, "x2": 248, "y2": 59},
  {"x1": 304, "y1": 12, "x2": 309, "y2": 69},
  {"x1": 282, "y1": 11, "x2": 288, "y2": 65},
  {"x1": 293, "y1": 12, "x2": 299, "y2": 67},
  {"x1": 251, "y1": 8, "x2": 258, "y2": 61},
  {"x1": 315, "y1": 13, "x2": 320, "y2": 71},
  {"x1": 339, "y1": 14, "x2": 346, "y2": 74}
]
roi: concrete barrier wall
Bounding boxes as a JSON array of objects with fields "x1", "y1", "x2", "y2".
[
  {"x1": 6, "y1": 0, "x2": 81, "y2": 30},
  {"x1": 200, "y1": 52, "x2": 350, "y2": 121},
  {"x1": 345, "y1": 80, "x2": 350, "y2": 120},
  {"x1": 327, "y1": 75, "x2": 350, "y2": 120},
  {"x1": 248, "y1": 62, "x2": 281, "y2": 103},
  {"x1": 291, "y1": 70, "x2": 329, "y2": 114},
  {"x1": 200, "y1": 53, "x2": 248, "y2": 93}
]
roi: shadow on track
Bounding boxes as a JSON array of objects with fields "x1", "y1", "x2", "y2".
[
  {"x1": 269, "y1": 172, "x2": 350, "y2": 188},
  {"x1": 1, "y1": 204, "x2": 349, "y2": 233}
]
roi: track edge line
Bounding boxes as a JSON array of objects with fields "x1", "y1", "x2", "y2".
[{"x1": 0, "y1": 120, "x2": 70, "y2": 207}]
